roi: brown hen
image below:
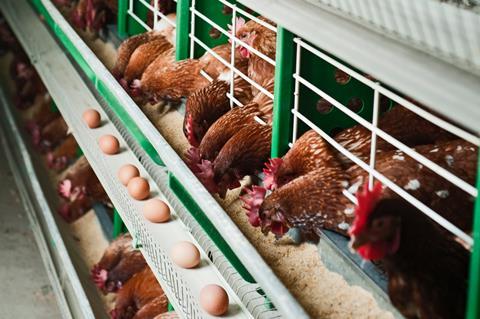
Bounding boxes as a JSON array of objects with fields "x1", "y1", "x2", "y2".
[
  {"x1": 91, "y1": 233, "x2": 147, "y2": 293},
  {"x1": 183, "y1": 66, "x2": 252, "y2": 147},
  {"x1": 234, "y1": 16, "x2": 276, "y2": 96},
  {"x1": 110, "y1": 267, "x2": 168, "y2": 319},
  {"x1": 139, "y1": 43, "x2": 242, "y2": 103},
  {"x1": 46, "y1": 134, "x2": 80, "y2": 171},
  {"x1": 350, "y1": 194, "x2": 469, "y2": 319},
  {"x1": 246, "y1": 135, "x2": 476, "y2": 239},
  {"x1": 334, "y1": 105, "x2": 455, "y2": 166},
  {"x1": 38, "y1": 116, "x2": 69, "y2": 152},
  {"x1": 57, "y1": 156, "x2": 110, "y2": 221},
  {"x1": 185, "y1": 76, "x2": 273, "y2": 197}
]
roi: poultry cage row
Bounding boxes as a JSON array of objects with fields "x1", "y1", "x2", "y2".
[
  {"x1": 120, "y1": 0, "x2": 480, "y2": 317},
  {"x1": 16, "y1": 0, "x2": 480, "y2": 318}
]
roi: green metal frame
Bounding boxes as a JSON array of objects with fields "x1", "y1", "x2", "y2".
[
  {"x1": 169, "y1": 173, "x2": 255, "y2": 282},
  {"x1": 271, "y1": 27, "x2": 480, "y2": 319},
  {"x1": 30, "y1": 0, "x2": 480, "y2": 316},
  {"x1": 175, "y1": 0, "x2": 190, "y2": 60},
  {"x1": 117, "y1": 0, "x2": 128, "y2": 38},
  {"x1": 467, "y1": 154, "x2": 480, "y2": 319},
  {"x1": 271, "y1": 27, "x2": 295, "y2": 158},
  {"x1": 113, "y1": 208, "x2": 128, "y2": 237}
]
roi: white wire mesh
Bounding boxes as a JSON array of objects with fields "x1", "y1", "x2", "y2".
[
  {"x1": 127, "y1": 0, "x2": 177, "y2": 32},
  {"x1": 305, "y1": 0, "x2": 480, "y2": 75},
  {"x1": 189, "y1": 0, "x2": 277, "y2": 108},
  {"x1": 291, "y1": 37, "x2": 478, "y2": 248}
]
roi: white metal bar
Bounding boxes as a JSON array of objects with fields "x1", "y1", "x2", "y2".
[
  {"x1": 254, "y1": 116, "x2": 267, "y2": 125},
  {"x1": 191, "y1": 35, "x2": 274, "y2": 100},
  {"x1": 153, "y1": 0, "x2": 158, "y2": 29},
  {"x1": 292, "y1": 38, "x2": 302, "y2": 144},
  {"x1": 342, "y1": 189, "x2": 358, "y2": 205},
  {"x1": 292, "y1": 110, "x2": 473, "y2": 248},
  {"x1": 294, "y1": 37, "x2": 480, "y2": 147},
  {"x1": 226, "y1": 92, "x2": 244, "y2": 107},
  {"x1": 189, "y1": 0, "x2": 196, "y2": 59},
  {"x1": 191, "y1": 8, "x2": 276, "y2": 67},
  {"x1": 138, "y1": 0, "x2": 176, "y2": 28},
  {"x1": 295, "y1": 73, "x2": 478, "y2": 198},
  {"x1": 368, "y1": 87, "x2": 380, "y2": 189},
  {"x1": 230, "y1": 7, "x2": 237, "y2": 108},
  {"x1": 216, "y1": 0, "x2": 277, "y2": 33},
  {"x1": 199, "y1": 69, "x2": 214, "y2": 82},
  {"x1": 128, "y1": 9, "x2": 152, "y2": 31}
]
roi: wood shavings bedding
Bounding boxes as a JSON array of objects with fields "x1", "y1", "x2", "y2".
[{"x1": 80, "y1": 33, "x2": 394, "y2": 319}]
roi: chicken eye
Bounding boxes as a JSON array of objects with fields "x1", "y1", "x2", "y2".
[{"x1": 372, "y1": 219, "x2": 385, "y2": 229}]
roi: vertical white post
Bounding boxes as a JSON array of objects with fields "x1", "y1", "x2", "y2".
[
  {"x1": 129, "y1": 0, "x2": 133, "y2": 16},
  {"x1": 153, "y1": 0, "x2": 159, "y2": 30},
  {"x1": 229, "y1": 6, "x2": 237, "y2": 109},
  {"x1": 292, "y1": 39, "x2": 302, "y2": 144},
  {"x1": 189, "y1": 0, "x2": 197, "y2": 59},
  {"x1": 368, "y1": 85, "x2": 380, "y2": 189}
]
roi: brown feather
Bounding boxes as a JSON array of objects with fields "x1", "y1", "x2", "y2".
[
  {"x1": 198, "y1": 102, "x2": 261, "y2": 160},
  {"x1": 113, "y1": 267, "x2": 167, "y2": 319},
  {"x1": 123, "y1": 38, "x2": 173, "y2": 83},
  {"x1": 334, "y1": 105, "x2": 456, "y2": 166},
  {"x1": 112, "y1": 31, "x2": 170, "y2": 79},
  {"x1": 347, "y1": 139, "x2": 477, "y2": 232}
]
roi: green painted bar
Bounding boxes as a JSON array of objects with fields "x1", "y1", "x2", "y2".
[
  {"x1": 467, "y1": 152, "x2": 480, "y2": 319},
  {"x1": 113, "y1": 208, "x2": 126, "y2": 238},
  {"x1": 271, "y1": 27, "x2": 295, "y2": 158},
  {"x1": 117, "y1": 0, "x2": 128, "y2": 37},
  {"x1": 175, "y1": 0, "x2": 191, "y2": 60}
]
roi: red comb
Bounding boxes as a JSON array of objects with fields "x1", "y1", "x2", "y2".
[
  {"x1": 349, "y1": 181, "x2": 383, "y2": 236},
  {"x1": 91, "y1": 264, "x2": 108, "y2": 290},
  {"x1": 58, "y1": 179, "x2": 72, "y2": 199},
  {"x1": 185, "y1": 114, "x2": 199, "y2": 147},
  {"x1": 262, "y1": 158, "x2": 283, "y2": 190},
  {"x1": 185, "y1": 146, "x2": 202, "y2": 173},
  {"x1": 196, "y1": 159, "x2": 218, "y2": 194},
  {"x1": 240, "y1": 185, "x2": 267, "y2": 227}
]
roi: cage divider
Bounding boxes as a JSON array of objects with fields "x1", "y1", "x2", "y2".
[
  {"x1": 176, "y1": 0, "x2": 191, "y2": 60},
  {"x1": 271, "y1": 27, "x2": 295, "y2": 158},
  {"x1": 117, "y1": 0, "x2": 128, "y2": 37},
  {"x1": 467, "y1": 153, "x2": 480, "y2": 319}
]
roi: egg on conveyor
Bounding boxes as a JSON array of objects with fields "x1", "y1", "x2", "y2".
[
  {"x1": 170, "y1": 241, "x2": 200, "y2": 269},
  {"x1": 200, "y1": 284, "x2": 229, "y2": 316},
  {"x1": 118, "y1": 164, "x2": 140, "y2": 186},
  {"x1": 98, "y1": 135, "x2": 119, "y2": 155},
  {"x1": 127, "y1": 177, "x2": 150, "y2": 200},
  {"x1": 82, "y1": 109, "x2": 101, "y2": 128},
  {"x1": 143, "y1": 198, "x2": 170, "y2": 223}
]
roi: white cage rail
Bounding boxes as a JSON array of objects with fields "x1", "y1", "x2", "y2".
[
  {"x1": 127, "y1": 0, "x2": 177, "y2": 31},
  {"x1": 291, "y1": 36, "x2": 479, "y2": 248},
  {"x1": 189, "y1": 0, "x2": 276, "y2": 106}
]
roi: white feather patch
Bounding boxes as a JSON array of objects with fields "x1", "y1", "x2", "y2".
[
  {"x1": 404, "y1": 179, "x2": 420, "y2": 190},
  {"x1": 435, "y1": 190, "x2": 449, "y2": 198}
]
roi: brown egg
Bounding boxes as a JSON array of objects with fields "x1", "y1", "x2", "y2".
[
  {"x1": 82, "y1": 109, "x2": 101, "y2": 128},
  {"x1": 127, "y1": 177, "x2": 150, "y2": 200},
  {"x1": 99, "y1": 135, "x2": 120, "y2": 155},
  {"x1": 118, "y1": 164, "x2": 140, "y2": 186},
  {"x1": 170, "y1": 241, "x2": 200, "y2": 269},
  {"x1": 143, "y1": 198, "x2": 170, "y2": 223},
  {"x1": 200, "y1": 284, "x2": 229, "y2": 316}
]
